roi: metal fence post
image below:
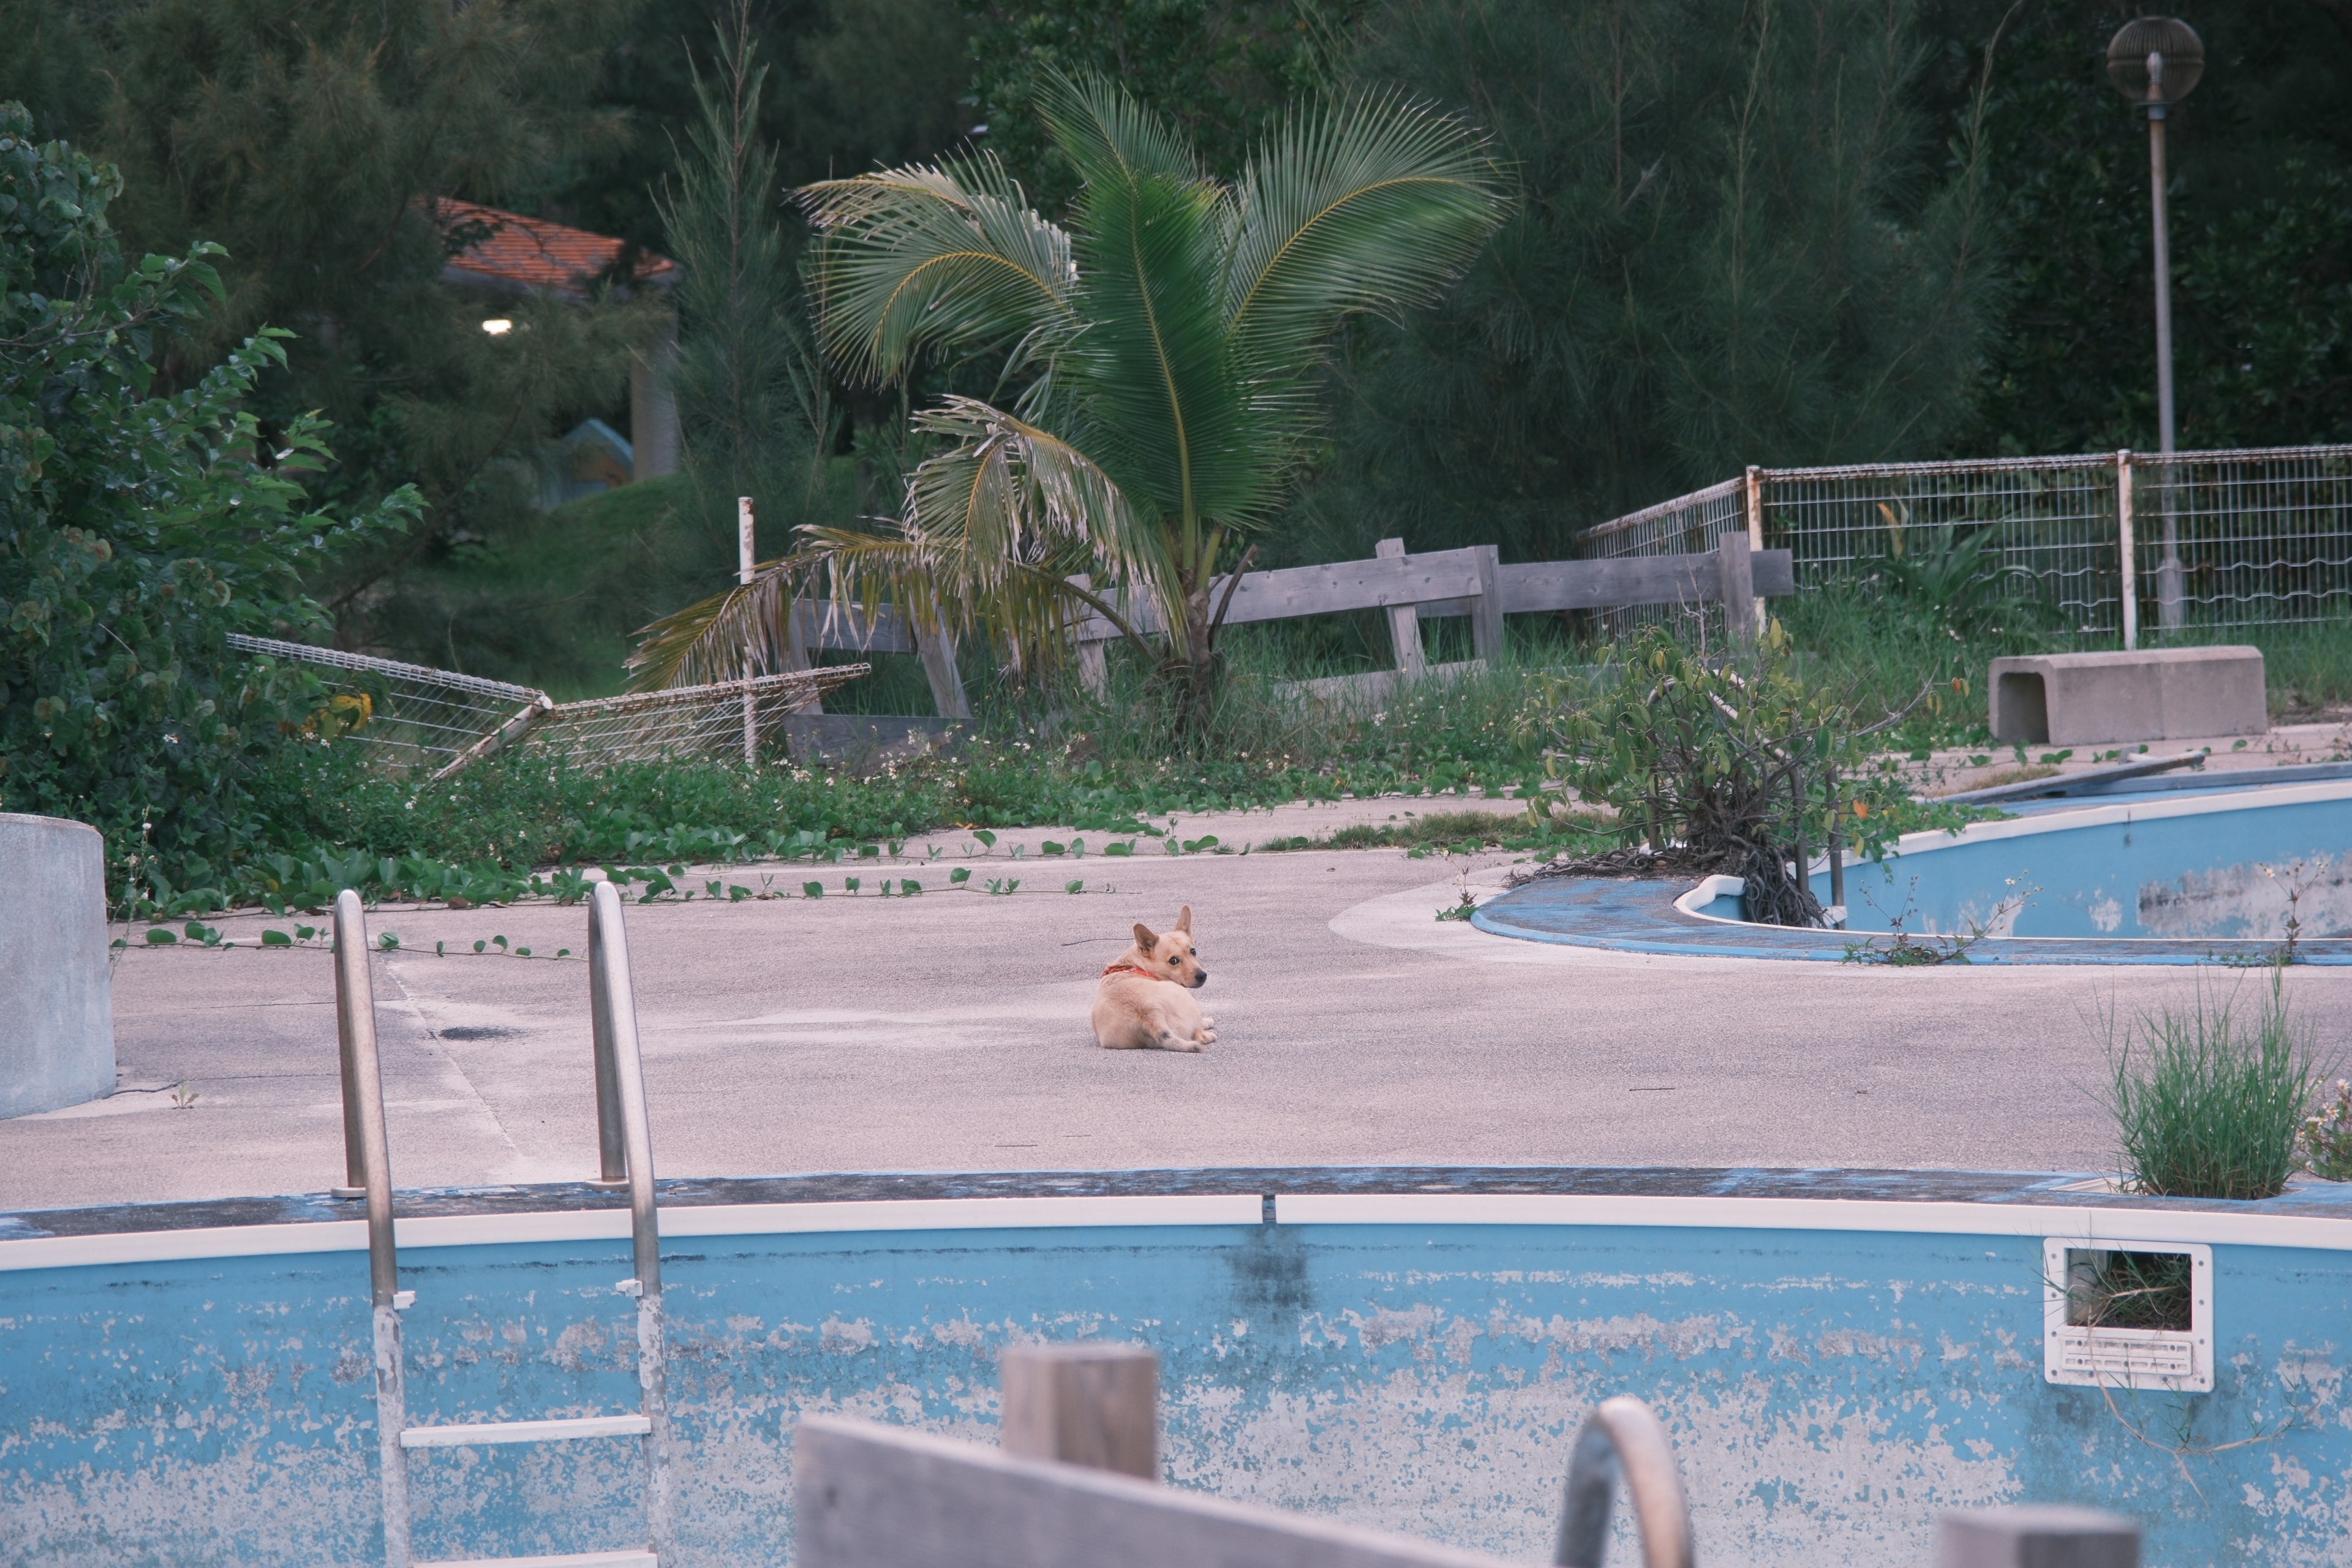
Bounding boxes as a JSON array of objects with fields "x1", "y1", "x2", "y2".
[
  {"x1": 2116, "y1": 452, "x2": 2139, "y2": 651},
  {"x1": 1743, "y1": 466, "x2": 1768, "y2": 638},
  {"x1": 739, "y1": 497, "x2": 760, "y2": 763}
]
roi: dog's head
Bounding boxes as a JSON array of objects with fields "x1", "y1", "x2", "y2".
[{"x1": 1131, "y1": 906, "x2": 1207, "y2": 988}]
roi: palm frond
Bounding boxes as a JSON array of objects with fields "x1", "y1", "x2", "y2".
[
  {"x1": 891, "y1": 395, "x2": 1184, "y2": 641},
  {"x1": 625, "y1": 551, "x2": 823, "y2": 691},
  {"x1": 1034, "y1": 78, "x2": 1279, "y2": 548},
  {"x1": 799, "y1": 152, "x2": 1078, "y2": 386},
  {"x1": 1033, "y1": 70, "x2": 1202, "y2": 190},
  {"x1": 1223, "y1": 90, "x2": 1507, "y2": 376}
]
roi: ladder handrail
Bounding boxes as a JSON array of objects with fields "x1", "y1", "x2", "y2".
[
  {"x1": 333, "y1": 890, "x2": 415, "y2": 1568},
  {"x1": 1554, "y1": 1396, "x2": 1695, "y2": 1568},
  {"x1": 589, "y1": 880, "x2": 661, "y2": 1293},
  {"x1": 334, "y1": 889, "x2": 401, "y2": 1303}
]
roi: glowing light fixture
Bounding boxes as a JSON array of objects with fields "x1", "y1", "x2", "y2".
[{"x1": 481, "y1": 318, "x2": 514, "y2": 336}]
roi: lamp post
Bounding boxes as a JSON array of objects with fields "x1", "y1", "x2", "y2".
[{"x1": 2106, "y1": 17, "x2": 2203, "y2": 630}]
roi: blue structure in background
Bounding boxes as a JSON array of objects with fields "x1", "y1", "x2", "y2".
[{"x1": 3, "y1": 1169, "x2": 2348, "y2": 1567}]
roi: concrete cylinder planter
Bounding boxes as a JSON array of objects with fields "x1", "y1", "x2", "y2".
[{"x1": 0, "y1": 813, "x2": 116, "y2": 1117}]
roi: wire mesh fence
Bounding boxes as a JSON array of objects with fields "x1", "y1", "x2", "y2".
[
  {"x1": 226, "y1": 634, "x2": 543, "y2": 771},
  {"x1": 226, "y1": 634, "x2": 864, "y2": 774},
  {"x1": 1578, "y1": 444, "x2": 2352, "y2": 645},
  {"x1": 514, "y1": 669, "x2": 866, "y2": 769}
]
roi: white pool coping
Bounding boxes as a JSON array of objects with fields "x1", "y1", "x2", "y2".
[{"x1": 4, "y1": 1189, "x2": 2347, "y2": 1272}]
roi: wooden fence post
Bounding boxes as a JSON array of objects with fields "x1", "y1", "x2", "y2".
[
  {"x1": 1001, "y1": 1343, "x2": 1158, "y2": 1480},
  {"x1": 1069, "y1": 575, "x2": 1109, "y2": 699},
  {"x1": 916, "y1": 627, "x2": 970, "y2": 722},
  {"x1": 1469, "y1": 544, "x2": 1504, "y2": 665},
  {"x1": 1716, "y1": 532, "x2": 1757, "y2": 646},
  {"x1": 1936, "y1": 1506, "x2": 2138, "y2": 1568},
  {"x1": 1373, "y1": 538, "x2": 1427, "y2": 682}
]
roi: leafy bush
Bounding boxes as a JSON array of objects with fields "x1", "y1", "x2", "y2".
[
  {"x1": 2299, "y1": 1079, "x2": 2352, "y2": 1182},
  {"x1": 2106, "y1": 974, "x2": 2326, "y2": 1201},
  {"x1": 1543, "y1": 628, "x2": 1947, "y2": 923},
  {"x1": 0, "y1": 106, "x2": 417, "y2": 897}
]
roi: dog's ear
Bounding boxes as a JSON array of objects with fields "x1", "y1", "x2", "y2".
[
  {"x1": 1133, "y1": 922, "x2": 1158, "y2": 952},
  {"x1": 1174, "y1": 905, "x2": 1192, "y2": 933}
]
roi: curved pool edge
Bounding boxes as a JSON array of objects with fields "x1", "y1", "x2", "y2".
[
  {"x1": 1469, "y1": 873, "x2": 2352, "y2": 963},
  {"x1": 1477, "y1": 778, "x2": 2352, "y2": 962},
  {"x1": 10, "y1": 1164, "x2": 2352, "y2": 1568},
  {"x1": 9, "y1": 1164, "x2": 2352, "y2": 1268}
]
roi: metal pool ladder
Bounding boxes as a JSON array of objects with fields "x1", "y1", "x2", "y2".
[{"x1": 333, "y1": 882, "x2": 671, "y2": 1568}]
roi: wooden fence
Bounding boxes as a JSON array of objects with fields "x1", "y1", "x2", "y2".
[
  {"x1": 777, "y1": 533, "x2": 1793, "y2": 718},
  {"x1": 793, "y1": 1342, "x2": 2137, "y2": 1568}
]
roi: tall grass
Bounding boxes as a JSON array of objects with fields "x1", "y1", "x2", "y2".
[{"x1": 2104, "y1": 973, "x2": 2326, "y2": 1200}]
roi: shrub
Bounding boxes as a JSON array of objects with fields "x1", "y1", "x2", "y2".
[
  {"x1": 1542, "y1": 627, "x2": 1946, "y2": 923},
  {"x1": 2299, "y1": 1080, "x2": 2352, "y2": 1182},
  {"x1": 0, "y1": 105, "x2": 417, "y2": 898},
  {"x1": 2105, "y1": 973, "x2": 2325, "y2": 1201}
]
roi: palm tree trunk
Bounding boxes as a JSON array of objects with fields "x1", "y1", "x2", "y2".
[{"x1": 1177, "y1": 579, "x2": 1216, "y2": 732}]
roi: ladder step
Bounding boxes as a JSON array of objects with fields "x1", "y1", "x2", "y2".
[
  {"x1": 402, "y1": 1414, "x2": 653, "y2": 1449},
  {"x1": 415, "y1": 1553, "x2": 655, "y2": 1568}
]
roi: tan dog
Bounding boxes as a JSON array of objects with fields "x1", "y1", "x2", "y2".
[{"x1": 1091, "y1": 906, "x2": 1216, "y2": 1051}]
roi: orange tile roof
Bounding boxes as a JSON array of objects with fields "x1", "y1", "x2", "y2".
[{"x1": 434, "y1": 198, "x2": 679, "y2": 298}]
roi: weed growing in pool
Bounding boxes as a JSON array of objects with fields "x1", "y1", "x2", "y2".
[
  {"x1": 1840, "y1": 876, "x2": 2032, "y2": 965},
  {"x1": 2299, "y1": 1080, "x2": 2352, "y2": 1180},
  {"x1": 2060, "y1": 1247, "x2": 2193, "y2": 1332},
  {"x1": 2104, "y1": 972, "x2": 2327, "y2": 1200}
]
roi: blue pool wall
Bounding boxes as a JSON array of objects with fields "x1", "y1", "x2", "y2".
[
  {"x1": 1679, "y1": 782, "x2": 2352, "y2": 941},
  {"x1": 4, "y1": 1200, "x2": 2350, "y2": 1568}
]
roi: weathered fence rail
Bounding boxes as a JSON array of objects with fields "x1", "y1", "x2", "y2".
[{"x1": 1066, "y1": 533, "x2": 1790, "y2": 700}]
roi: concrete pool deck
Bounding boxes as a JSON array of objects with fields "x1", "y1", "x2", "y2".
[{"x1": 11, "y1": 782, "x2": 2352, "y2": 1213}]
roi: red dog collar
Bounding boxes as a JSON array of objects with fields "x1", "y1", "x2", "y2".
[{"x1": 1101, "y1": 962, "x2": 1162, "y2": 979}]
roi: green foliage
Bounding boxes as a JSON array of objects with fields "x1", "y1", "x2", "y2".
[
  {"x1": 644, "y1": 72, "x2": 1506, "y2": 723},
  {"x1": 2105, "y1": 972, "x2": 2325, "y2": 1201},
  {"x1": 963, "y1": 0, "x2": 1362, "y2": 211},
  {"x1": 0, "y1": 107, "x2": 419, "y2": 895},
  {"x1": 551, "y1": 0, "x2": 976, "y2": 255},
  {"x1": 1297, "y1": 0, "x2": 2000, "y2": 564},
  {"x1": 2300, "y1": 1079, "x2": 2352, "y2": 1182},
  {"x1": 1543, "y1": 628, "x2": 1945, "y2": 922},
  {"x1": 20, "y1": 0, "x2": 663, "y2": 660},
  {"x1": 1929, "y1": 0, "x2": 2352, "y2": 454},
  {"x1": 658, "y1": 3, "x2": 847, "y2": 605},
  {"x1": 1869, "y1": 520, "x2": 2056, "y2": 641}
]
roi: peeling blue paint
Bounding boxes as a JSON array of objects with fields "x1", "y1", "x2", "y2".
[{"x1": 3, "y1": 1220, "x2": 2348, "y2": 1566}]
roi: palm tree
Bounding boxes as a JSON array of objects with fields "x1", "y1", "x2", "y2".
[{"x1": 630, "y1": 72, "x2": 1504, "y2": 723}]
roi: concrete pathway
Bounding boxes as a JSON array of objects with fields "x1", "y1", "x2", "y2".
[{"x1": 13, "y1": 785, "x2": 2349, "y2": 1212}]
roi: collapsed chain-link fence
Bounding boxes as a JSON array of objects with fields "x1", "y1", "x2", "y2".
[
  {"x1": 227, "y1": 633, "x2": 864, "y2": 775},
  {"x1": 1580, "y1": 444, "x2": 2352, "y2": 645}
]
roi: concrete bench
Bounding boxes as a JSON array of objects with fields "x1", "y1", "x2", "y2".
[{"x1": 1988, "y1": 647, "x2": 2266, "y2": 747}]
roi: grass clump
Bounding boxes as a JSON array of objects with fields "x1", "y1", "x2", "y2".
[
  {"x1": 2105, "y1": 973, "x2": 2328, "y2": 1200},
  {"x1": 2061, "y1": 1248, "x2": 2194, "y2": 1332}
]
